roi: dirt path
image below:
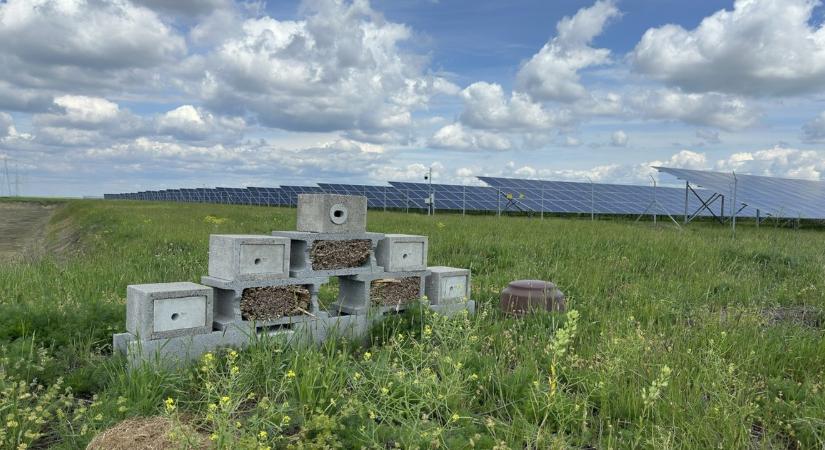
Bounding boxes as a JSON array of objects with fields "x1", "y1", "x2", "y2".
[{"x1": 0, "y1": 202, "x2": 58, "y2": 262}]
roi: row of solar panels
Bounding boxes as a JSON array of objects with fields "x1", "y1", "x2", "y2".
[{"x1": 104, "y1": 177, "x2": 752, "y2": 218}]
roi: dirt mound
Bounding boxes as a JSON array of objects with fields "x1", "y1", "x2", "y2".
[
  {"x1": 241, "y1": 285, "x2": 311, "y2": 321},
  {"x1": 763, "y1": 306, "x2": 823, "y2": 328},
  {"x1": 86, "y1": 416, "x2": 207, "y2": 450},
  {"x1": 310, "y1": 239, "x2": 371, "y2": 270},
  {"x1": 370, "y1": 277, "x2": 421, "y2": 306},
  {"x1": 0, "y1": 202, "x2": 58, "y2": 262}
]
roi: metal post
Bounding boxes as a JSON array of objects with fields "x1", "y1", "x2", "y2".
[
  {"x1": 462, "y1": 186, "x2": 466, "y2": 216},
  {"x1": 732, "y1": 171, "x2": 737, "y2": 238},
  {"x1": 383, "y1": 186, "x2": 387, "y2": 212},
  {"x1": 684, "y1": 181, "x2": 689, "y2": 224},
  {"x1": 720, "y1": 195, "x2": 725, "y2": 222},
  {"x1": 497, "y1": 189, "x2": 501, "y2": 216},
  {"x1": 651, "y1": 175, "x2": 657, "y2": 225},
  {"x1": 586, "y1": 176, "x2": 594, "y2": 221},
  {"x1": 756, "y1": 209, "x2": 760, "y2": 229},
  {"x1": 541, "y1": 188, "x2": 544, "y2": 220}
]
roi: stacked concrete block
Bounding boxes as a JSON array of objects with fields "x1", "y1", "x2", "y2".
[
  {"x1": 296, "y1": 194, "x2": 367, "y2": 233},
  {"x1": 330, "y1": 269, "x2": 431, "y2": 315},
  {"x1": 113, "y1": 193, "x2": 477, "y2": 369},
  {"x1": 125, "y1": 282, "x2": 214, "y2": 340},
  {"x1": 375, "y1": 234, "x2": 428, "y2": 272},
  {"x1": 208, "y1": 234, "x2": 290, "y2": 281},
  {"x1": 271, "y1": 231, "x2": 385, "y2": 278},
  {"x1": 424, "y1": 266, "x2": 471, "y2": 305},
  {"x1": 201, "y1": 275, "x2": 329, "y2": 330}
]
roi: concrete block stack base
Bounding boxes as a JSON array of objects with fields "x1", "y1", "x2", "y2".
[
  {"x1": 272, "y1": 231, "x2": 385, "y2": 278},
  {"x1": 330, "y1": 270, "x2": 430, "y2": 315},
  {"x1": 126, "y1": 282, "x2": 213, "y2": 340},
  {"x1": 201, "y1": 275, "x2": 328, "y2": 331}
]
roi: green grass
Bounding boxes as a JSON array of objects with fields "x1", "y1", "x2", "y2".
[{"x1": 1, "y1": 199, "x2": 824, "y2": 449}]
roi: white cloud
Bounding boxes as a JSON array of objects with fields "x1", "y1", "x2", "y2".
[
  {"x1": 628, "y1": 89, "x2": 759, "y2": 130},
  {"x1": 515, "y1": 0, "x2": 620, "y2": 102},
  {"x1": 458, "y1": 82, "x2": 568, "y2": 131},
  {"x1": 632, "y1": 0, "x2": 825, "y2": 97},
  {"x1": 0, "y1": 0, "x2": 186, "y2": 93},
  {"x1": 429, "y1": 123, "x2": 512, "y2": 151},
  {"x1": 156, "y1": 105, "x2": 246, "y2": 141},
  {"x1": 611, "y1": 130, "x2": 628, "y2": 147},
  {"x1": 714, "y1": 146, "x2": 825, "y2": 179},
  {"x1": 802, "y1": 111, "x2": 825, "y2": 142},
  {"x1": 695, "y1": 129, "x2": 721, "y2": 144},
  {"x1": 32, "y1": 95, "x2": 148, "y2": 140},
  {"x1": 198, "y1": 0, "x2": 452, "y2": 136},
  {"x1": 133, "y1": 0, "x2": 231, "y2": 16}
]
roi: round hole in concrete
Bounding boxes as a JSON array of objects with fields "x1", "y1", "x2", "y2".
[
  {"x1": 449, "y1": 286, "x2": 454, "y2": 292},
  {"x1": 254, "y1": 258, "x2": 262, "y2": 265},
  {"x1": 171, "y1": 313, "x2": 180, "y2": 320},
  {"x1": 402, "y1": 253, "x2": 408, "y2": 259},
  {"x1": 329, "y1": 203, "x2": 348, "y2": 224}
]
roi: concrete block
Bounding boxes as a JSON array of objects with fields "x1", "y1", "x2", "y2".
[
  {"x1": 201, "y1": 276, "x2": 329, "y2": 330},
  {"x1": 112, "y1": 332, "x2": 135, "y2": 355},
  {"x1": 375, "y1": 234, "x2": 428, "y2": 272},
  {"x1": 297, "y1": 194, "x2": 367, "y2": 233},
  {"x1": 430, "y1": 299, "x2": 476, "y2": 317},
  {"x1": 329, "y1": 270, "x2": 429, "y2": 315},
  {"x1": 293, "y1": 313, "x2": 373, "y2": 345},
  {"x1": 208, "y1": 235, "x2": 290, "y2": 281},
  {"x1": 272, "y1": 231, "x2": 384, "y2": 277},
  {"x1": 424, "y1": 266, "x2": 471, "y2": 305},
  {"x1": 124, "y1": 323, "x2": 296, "y2": 369},
  {"x1": 126, "y1": 282, "x2": 213, "y2": 340}
]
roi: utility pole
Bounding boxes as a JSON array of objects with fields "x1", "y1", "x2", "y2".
[{"x1": 424, "y1": 166, "x2": 434, "y2": 216}]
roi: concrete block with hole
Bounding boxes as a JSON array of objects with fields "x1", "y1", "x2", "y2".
[
  {"x1": 208, "y1": 234, "x2": 290, "y2": 281},
  {"x1": 126, "y1": 282, "x2": 214, "y2": 340},
  {"x1": 201, "y1": 275, "x2": 329, "y2": 330},
  {"x1": 329, "y1": 269, "x2": 430, "y2": 315},
  {"x1": 376, "y1": 234, "x2": 428, "y2": 272},
  {"x1": 296, "y1": 194, "x2": 367, "y2": 233},
  {"x1": 271, "y1": 231, "x2": 384, "y2": 277},
  {"x1": 424, "y1": 266, "x2": 471, "y2": 305}
]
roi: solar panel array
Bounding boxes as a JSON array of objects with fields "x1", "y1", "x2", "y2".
[
  {"x1": 656, "y1": 167, "x2": 825, "y2": 219},
  {"x1": 477, "y1": 176, "x2": 749, "y2": 217},
  {"x1": 107, "y1": 168, "x2": 821, "y2": 219}
]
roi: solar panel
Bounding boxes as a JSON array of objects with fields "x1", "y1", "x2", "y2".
[
  {"x1": 656, "y1": 167, "x2": 825, "y2": 219},
  {"x1": 279, "y1": 185, "x2": 324, "y2": 206},
  {"x1": 478, "y1": 176, "x2": 733, "y2": 217},
  {"x1": 318, "y1": 183, "x2": 399, "y2": 208},
  {"x1": 388, "y1": 182, "x2": 499, "y2": 211}
]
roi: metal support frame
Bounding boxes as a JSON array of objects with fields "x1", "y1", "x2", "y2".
[{"x1": 635, "y1": 176, "x2": 681, "y2": 228}]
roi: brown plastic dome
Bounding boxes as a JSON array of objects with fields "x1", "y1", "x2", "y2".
[{"x1": 500, "y1": 280, "x2": 566, "y2": 316}]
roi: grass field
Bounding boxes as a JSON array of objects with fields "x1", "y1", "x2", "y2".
[{"x1": 1, "y1": 199, "x2": 824, "y2": 449}]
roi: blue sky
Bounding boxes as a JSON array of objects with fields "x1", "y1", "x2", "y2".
[{"x1": 2, "y1": 0, "x2": 825, "y2": 196}]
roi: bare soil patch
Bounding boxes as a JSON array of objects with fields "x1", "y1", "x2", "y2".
[
  {"x1": 0, "y1": 202, "x2": 57, "y2": 262},
  {"x1": 310, "y1": 239, "x2": 371, "y2": 270},
  {"x1": 763, "y1": 306, "x2": 823, "y2": 328},
  {"x1": 370, "y1": 276, "x2": 420, "y2": 306},
  {"x1": 241, "y1": 285, "x2": 312, "y2": 321}
]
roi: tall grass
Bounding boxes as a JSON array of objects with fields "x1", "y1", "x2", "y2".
[{"x1": 1, "y1": 200, "x2": 824, "y2": 448}]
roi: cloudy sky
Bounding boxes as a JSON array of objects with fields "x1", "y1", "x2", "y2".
[{"x1": 2, "y1": 0, "x2": 825, "y2": 196}]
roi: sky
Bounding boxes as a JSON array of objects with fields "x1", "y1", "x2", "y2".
[{"x1": 2, "y1": 0, "x2": 825, "y2": 196}]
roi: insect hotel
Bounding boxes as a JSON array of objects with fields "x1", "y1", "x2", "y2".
[{"x1": 113, "y1": 194, "x2": 474, "y2": 367}]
